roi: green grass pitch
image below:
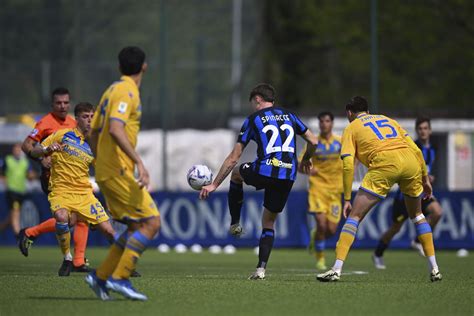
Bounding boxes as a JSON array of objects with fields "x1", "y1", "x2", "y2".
[{"x1": 0, "y1": 246, "x2": 473, "y2": 315}]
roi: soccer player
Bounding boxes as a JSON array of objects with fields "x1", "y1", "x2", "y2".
[
  {"x1": 18, "y1": 88, "x2": 91, "y2": 273},
  {"x1": 29, "y1": 102, "x2": 115, "y2": 277},
  {"x1": 199, "y1": 83, "x2": 319, "y2": 280},
  {"x1": 373, "y1": 117, "x2": 443, "y2": 268},
  {"x1": 298, "y1": 112, "x2": 343, "y2": 270},
  {"x1": 317, "y1": 96, "x2": 442, "y2": 282},
  {"x1": 0, "y1": 144, "x2": 35, "y2": 236},
  {"x1": 85, "y1": 46, "x2": 160, "y2": 301}
]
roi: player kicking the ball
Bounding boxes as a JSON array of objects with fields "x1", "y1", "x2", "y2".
[
  {"x1": 317, "y1": 96, "x2": 442, "y2": 283},
  {"x1": 200, "y1": 83, "x2": 318, "y2": 280}
]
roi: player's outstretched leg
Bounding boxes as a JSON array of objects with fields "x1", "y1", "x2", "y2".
[
  {"x1": 18, "y1": 218, "x2": 57, "y2": 257},
  {"x1": 317, "y1": 190, "x2": 379, "y2": 282},
  {"x1": 106, "y1": 216, "x2": 160, "y2": 301},
  {"x1": 228, "y1": 167, "x2": 244, "y2": 237},
  {"x1": 404, "y1": 196, "x2": 442, "y2": 282}
]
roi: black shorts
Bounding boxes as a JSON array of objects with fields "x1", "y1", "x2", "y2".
[
  {"x1": 392, "y1": 196, "x2": 437, "y2": 223},
  {"x1": 6, "y1": 191, "x2": 26, "y2": 210},
  {"x1": 40, "y1": 167, "x2": 51, "y2": 194},
  {"x1": 239, "y1": 163, "x2": 294, "y2": 213}
]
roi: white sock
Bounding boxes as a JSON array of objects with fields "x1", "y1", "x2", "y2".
[
  {"x1": 333, "y1": 259, "x2": 344, "y2": 273},
  {"x1": 64, "y1": 252, "x2": 72, "y2": 261},
  {"x1": 428, "y1": 255, "x2": 438, "y2": 270}
]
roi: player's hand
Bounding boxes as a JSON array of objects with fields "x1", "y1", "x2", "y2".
[
  {"x1": 343, "y1": 200, "x2": 352, "y2": 219},
  {"x1": 310, "y1": 167, "x2": 319, "y2": 176},
  {"x1": 199, "y1": 183, "x2": 217, "y2": 200},
  {"x1": 45, "y1": 142, "x2": 64, "y2": 154},
  {"x1": 40, "y1": 155, "x2": 52, "y2": 168},
  {"x1": 422, "y1": 175, "x2": 432, "y2": 200},
  {"x1": 136, "y1": 162, "x2": 150, "y2": 189},
  {"x1": 428, "y1": 174, "x2": 435, "y2": 183},
  {"x1": 299, "y1": 159, "x2": 313, "y2": 175}
]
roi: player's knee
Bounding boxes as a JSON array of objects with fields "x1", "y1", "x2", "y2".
[
  {"x1": 230, "y1": 167, "x2": 243, "y2": 184},
  {"x1": 430, "y1": 203, "x2": 443, "y2": 219},
  {"x1": 144, "y1": 216, "x2": 161, "y2": 234},
  {"x1": 327, "y1": 223, "x2": 338, "y2": 236},
  {"x1": 317, "y1": 221, "x2": 327, "y2": 234},
  {"x1": 54, "y1": 210, "x2": 69, "y2": 223}
]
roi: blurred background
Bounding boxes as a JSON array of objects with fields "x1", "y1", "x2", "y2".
[{"x1": 0, "y1": 0, "x2": 473, "y2": 249}]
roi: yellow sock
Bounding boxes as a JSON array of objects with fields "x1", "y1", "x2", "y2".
[
  {"x1": 112, "y1": 231, "x2": 150, "y2": 280},
  {"x1": 414, "y1": 217, "x2": 435, "y2": 257},
  {"x1": 315, "y1": 251, "x2": 325, "y2": 261},
  {"x1": 55, "y1": 222, "x2": 71, "y2": 257},
  {"x1": 335, "y1": 218, "x2": 359, "y2": 261},
  {"x1": 96, "y1": 244, "x2": 125, "y2": 280},
  {"x1": 112, "y1": 247, "x2": 140, "y2": 279}
]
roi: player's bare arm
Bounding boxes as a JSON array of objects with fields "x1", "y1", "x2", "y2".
[
  {"x1": 89, "y1": 129, "x2": 99, "y2": 157},
  {"x1": 29, "y1": 142, "x2": 64, "y2": 159},
  {"x1": 342, "y1": 155, "x2": 355, "y2": 218},
  {"x1": 22, "y1": 136, "x2": 52, "y2": 168},
  {"x1": 299, "y1": 129, "x2": 318, "y2": 174},
  {"x1": 199, "y1": 143, "x2": 244, "y2": 200},
  {"x1": 108, "y1": 119, "x2": 149, "y2": 188}
]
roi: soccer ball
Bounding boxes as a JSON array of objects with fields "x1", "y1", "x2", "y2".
[{"x1": 187, "y1": 164, "x2": 213, "y2": 190}]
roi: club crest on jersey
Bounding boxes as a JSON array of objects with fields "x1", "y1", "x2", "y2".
[
  {"x1": 118, "y1": 102, "x2": 128, "y2": 114},
  {"x1": 266, "y1": 157, "x2": 292, "y2": 169}
]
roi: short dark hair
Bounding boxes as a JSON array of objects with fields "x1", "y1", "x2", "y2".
[
  {"x1": 249, "y1": 83, "x2": 275, "y2": 103},
  {"x1": 318, "y1": 111, "x2": 334, "y2": 121},
  {"x1": 415, "y1": 116, "x2": 431, "y2": 129},
  {"x1": 345, "y1": 96, "x2": 369, "y2": 113},
  {"x1": 51, "y1": 87, "x2": 70, "y2": 101},
  {"x1": 118, "y1": 46, "x2": 146, "y2": 75},
  {"x1": 74, "y1": 102, "x2": 95, "y2": 116}
]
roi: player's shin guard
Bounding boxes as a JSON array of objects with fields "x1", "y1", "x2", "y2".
[
  {"x1": 73, "y1": 222, "x2": 89, "y2": 267},
  {"x1": 228, "y1": 181, "x2": 243, "y2": 225},
  {"x1": 112, "y1": 231, "x2": 150, "y2": 280},
  {"x1": 26, "y1": 217, "x2": 56, "y2": 238},
  {"x1": 55, "y1": 222, "x2": 71, "y2": 259},
  {"x1": 257, "y1": 228, "x2": 274, "y2": 269},
  {"x1": 334, "y1": 218, "x2": 359, "y2": 270},
  {"x1": 412, "y1": 214, "x2": 437, "y2": 269},
  {"x1": 96, "y1": 231, "x2": 128, "y2": 280}
]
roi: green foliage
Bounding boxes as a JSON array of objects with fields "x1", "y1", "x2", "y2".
[
  {"x1": 0, "y1": 247, "x2": 472, "y2": 315},
  {"x1": 264, "y1": 0, "x2": 474, "y2": 117}
]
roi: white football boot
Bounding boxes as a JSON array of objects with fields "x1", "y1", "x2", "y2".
[
  {"x1": 316, "y1": 269, "x2": 341, "y2": 282},
  {"x1": 372, "y1": 254, "x2": 387, "y2": 270},
  {"x1": 248, "y1": 267, "x2": 265, "y2": 280}
]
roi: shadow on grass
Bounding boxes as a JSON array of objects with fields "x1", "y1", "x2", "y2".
[{"x1": 28, "y1": 296, "x2": 119, "y2": 301}]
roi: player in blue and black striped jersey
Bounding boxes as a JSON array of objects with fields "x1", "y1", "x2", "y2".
[
  {"x1": 200, "y1": 83, "x2": 319, "y2": 280},
  {"x1": 373, "y1": 117, "x2": 443, "y2": 269}
]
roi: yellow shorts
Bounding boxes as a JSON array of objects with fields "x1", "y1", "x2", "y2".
[
  {"x1": 49, "y1": 191, "x2": 109, "y2": 225},
  {"x1": 308, "y1": 190, "x2": 342, "y2": 224},
  {"x1": 97, "y1": 173, "x2": 159, "y2": 223},
  {"x1": 360, "y1": 148, "x2": 423, "y2": 199}
]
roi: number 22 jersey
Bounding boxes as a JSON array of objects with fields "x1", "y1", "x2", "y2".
[{"x1": 237, "y1": 107, "x2": 308, "y2": 181}]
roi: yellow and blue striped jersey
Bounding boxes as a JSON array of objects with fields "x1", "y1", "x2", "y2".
[
  {"x1": 340, "y1": 113, "x2": 410, "y2": 167},
  {"x1": 302, "y1": 134, "x2": 343, "y2": 192},
  {"x1": 92, "y1": 76, "x2": 141, "y2": 181},
  {"x1": 41, "y1": 128, "x2": 93, "y2": 193}
]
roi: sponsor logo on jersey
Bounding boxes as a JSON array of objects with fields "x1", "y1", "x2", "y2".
[
  {"x1": 30, "y1": 128, "x2": 39, "y2": 137},
  {"x1": 266, "y1": 157, "x2": 292, "y2": 169}
]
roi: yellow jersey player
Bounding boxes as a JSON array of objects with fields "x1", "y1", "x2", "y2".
[
  {"x1": 298, "y1": 112, "x2": 343, "y2": 270},
  {"x1": 317, "y1": 96, "x2": 442, "y2": 283},
  {"x1": 30, "y1": 103, "x2": 115, "y2": 277},
  {"x1": 86, "y1": 46, "x2": 160, "y2": 301}
]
